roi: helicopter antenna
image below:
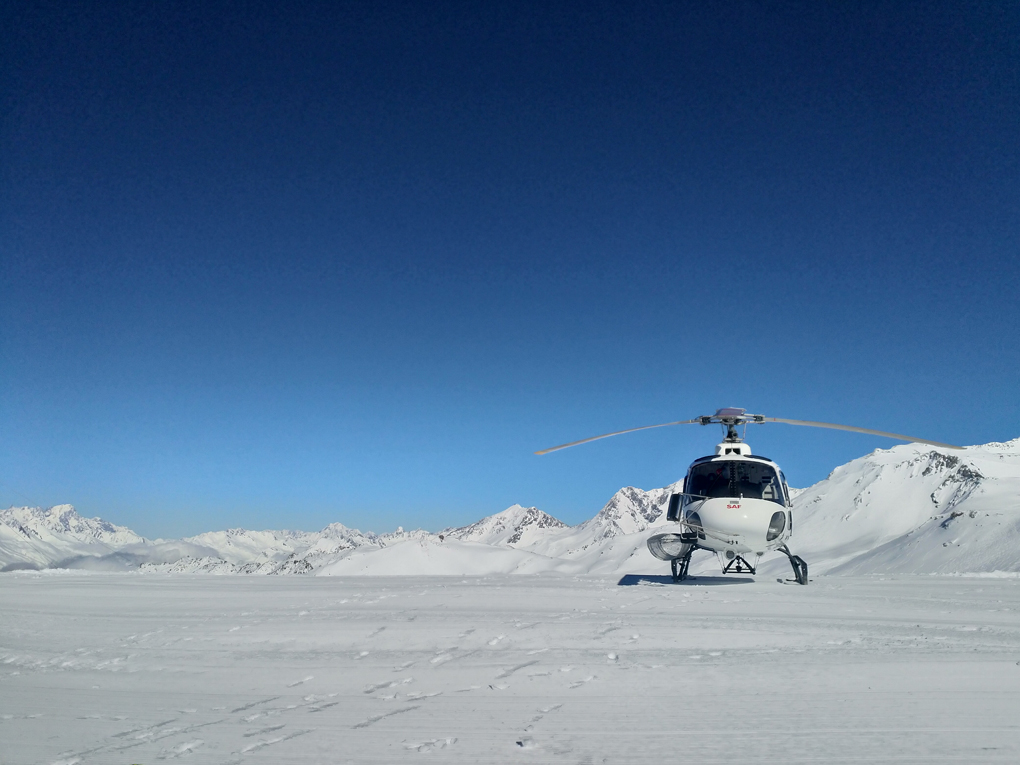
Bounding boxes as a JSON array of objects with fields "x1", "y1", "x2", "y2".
[{"x1": 536, "y1": 407, "x2": 963, "y2": 454}]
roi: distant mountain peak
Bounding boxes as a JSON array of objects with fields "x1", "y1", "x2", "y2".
[
  {"x1": 1, "y1": 504, "x2": 144, "y2": 545},
  {"x1": 449, "y1": 504, "x2": 566, "y2": 547}
]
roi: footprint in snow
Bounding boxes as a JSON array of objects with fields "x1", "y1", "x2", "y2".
[
  {"x1": 404, "y1": 737, "x2": 457, "y2": 752},
  {"x1": 523, "y1": 703, "x2": 563, "y2": 730},
  {"x1": 243, "y1": 725, "x2": 286, "y2": 738},
  {"x1": 353, "y1": 705, "x2": 421, "y2": 729},
  {"x1": 495, "y1": 660, "x2": 538, "y2": 678},
  {"x1": 365, "y1": 677, "x2": 414, "y2": 694},
  {"x1": 238, "y1": 729, "x2": 310, "y2": 753},
  {"x1": 157, "y1": 739, "x2": 204, "y2": 759},
  {"x1": 405, "y1": 690, "x2": 442, "y2": 700},
  {"x1": 308, "y1": 701, "x2": 339, "y2": 712}
]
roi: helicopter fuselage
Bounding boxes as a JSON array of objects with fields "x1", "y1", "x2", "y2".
[
  {"x1": 680, "y1": 450, "x2": 792, "y2": 554},
  {"x1": 647, "y1": 444, "x2": 794, "y2": 575}
]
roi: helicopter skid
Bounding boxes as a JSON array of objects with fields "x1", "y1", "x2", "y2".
[{"x1": 778, "y1": 544, "x2": 809, "y2": 585}]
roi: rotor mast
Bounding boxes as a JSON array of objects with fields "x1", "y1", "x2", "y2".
[{"x1": 700, "y1": 407, "x2": 750, "y2": 444}]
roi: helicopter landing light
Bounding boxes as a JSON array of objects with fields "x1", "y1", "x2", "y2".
[
  {"x1": 647, "y1": 533, "x2": 694, "y2": 561},
  {"x1": 766, "y1": 511, "x2": 787, "y2": 541}
]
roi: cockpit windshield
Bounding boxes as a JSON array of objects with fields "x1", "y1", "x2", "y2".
[{"x1": 685, "y1": 460, "x2": 785, "y2": 505}]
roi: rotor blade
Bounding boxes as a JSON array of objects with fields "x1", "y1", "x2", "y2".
[
  {"x1": 535, "y1": 419, "x2": 702, "y2": 455},
  {"x1": 760, "y1": 417, "x2": 963, "y2": 450}
]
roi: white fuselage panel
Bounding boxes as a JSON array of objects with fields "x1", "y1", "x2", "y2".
[{"x1": 683, "y1": 497, "x2": 790, "y2": 554}]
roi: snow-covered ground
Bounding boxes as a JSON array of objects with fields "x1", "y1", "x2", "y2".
[{"x1": 2, "y1": 573, "x2": 1019, "y2": 764}]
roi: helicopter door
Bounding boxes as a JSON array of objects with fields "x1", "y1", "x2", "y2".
[{"x1": 666, "y1": 492, "x2": 682, "y2": 521}]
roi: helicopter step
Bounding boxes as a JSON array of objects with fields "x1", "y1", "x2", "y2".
[{"x1": 778, "y1": 544, "x2": 809, "y2": 585}]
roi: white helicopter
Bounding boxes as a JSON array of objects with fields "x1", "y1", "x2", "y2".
[{"x1": 537, "y1": 408, "x2": 961, "y2": 584}]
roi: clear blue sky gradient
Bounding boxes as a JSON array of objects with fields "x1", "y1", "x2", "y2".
[{"x1": 3, "y1": 2, "x2": 1018, "y2": 538}]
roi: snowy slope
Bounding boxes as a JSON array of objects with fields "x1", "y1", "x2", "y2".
[
  {"x1": 518, "y1": 483, "x2": 678, "y2": 559},
  {"x1": 183, "y1": 528, "x2": 320, "y2": 565},
  {"x1": 318, "y1": 537, "x2": 572, "y2": 576},
  {"x1": 788, "y1": 438, "x2": 1020, "y2": 575},
  {"x1": 318, "y1": 485, "x2": 682, "y2": 578}
]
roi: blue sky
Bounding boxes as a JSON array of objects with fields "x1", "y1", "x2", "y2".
[{"x1": 2, "y1": 2, "x2": 1018, "y2": 538}]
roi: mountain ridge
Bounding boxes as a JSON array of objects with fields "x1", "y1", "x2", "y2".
[{"x1": 4, "y1": 438, "x2": 1018, "y2": 576}]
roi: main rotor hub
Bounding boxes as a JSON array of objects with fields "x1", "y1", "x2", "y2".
[{"x1": 698, "y1": 408, "x2": 766, "y2": 443}]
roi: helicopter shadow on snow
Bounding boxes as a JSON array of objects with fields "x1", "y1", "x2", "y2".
[{"x1": 616, "y1": 574, "x2": 755, "y2": 587}]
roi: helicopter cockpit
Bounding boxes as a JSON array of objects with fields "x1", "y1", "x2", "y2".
[{"x1": 684, "y1": 458, "x2": 788, "y2": 505}]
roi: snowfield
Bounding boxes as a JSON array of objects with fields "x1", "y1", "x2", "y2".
[{"x1": 1, "y1": 573, "x2": 1019, "y2": 764}]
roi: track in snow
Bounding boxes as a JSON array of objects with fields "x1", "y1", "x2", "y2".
[{"x1": 1, "y1": 572, "x2": 1019, "y2": 764}]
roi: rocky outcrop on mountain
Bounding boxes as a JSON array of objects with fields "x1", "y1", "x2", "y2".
[{"x1": 577, "y1": 484, "x2": 678, "y2": 542}]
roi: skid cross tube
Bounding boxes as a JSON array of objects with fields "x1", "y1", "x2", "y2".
[{"x1": 722, "y1": 554, "x2": 756, "y2": 575}]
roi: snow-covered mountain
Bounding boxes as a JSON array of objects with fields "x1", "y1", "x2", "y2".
[
  {"x1": 0, "y1": 505, "x2": 147, "y2": 569},
  {"x1": 785, "y1": 438, "x2": 1020, "y2": 575},
  {"x1": 321, "y1": 487, "x2": 681, "y2": 578},
  {"x1": 183, "y1": 528, "x2": 320, "y2": 565},
  {"x1": 446, "y1": 504, "x2": 566, "y2": 546},
  {"x1": 4, "y1": 438, "x2": 1019, "y2": 577}
]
